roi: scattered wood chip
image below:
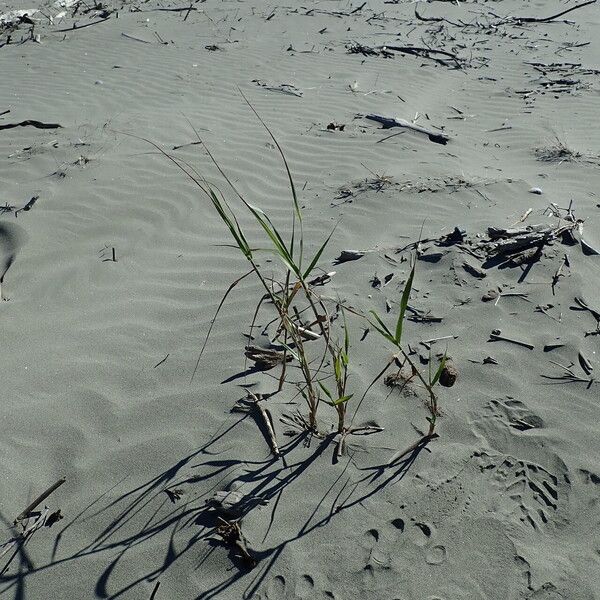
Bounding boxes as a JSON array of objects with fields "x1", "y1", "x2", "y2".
[
  {"x1": 488, "y1": 329, "x2": 534, "y2": 349},
  {"x1": 334, "y1": 250, "x2": 364, "y2": 264},
  {"x1": 462, "y1": 260, "x2": 486, "y2": 279},
  {"x1": 364, "y1": 114, "x2": 450, "y2": 145},
  {"x1": 245, "y1": 346, "x2": 291, "y2": 370},
  {"x1": 252, "y1": 80, "x2": 303, "y2": 97}
]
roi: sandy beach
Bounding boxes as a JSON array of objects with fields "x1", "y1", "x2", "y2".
[{"x1": 1, "y1": 0, "x2": 599, "y2": 598}]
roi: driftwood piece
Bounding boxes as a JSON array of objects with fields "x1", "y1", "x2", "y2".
[
  {"x1": 0, "y1": 120, "x2": 62, "y2": 131},
  {"x1": 382, "y1": 44, "x2": 463, "y2": 69},
  {"x1": 462, "y1": 260, "x2": 486, "y2": 278},
  {"x1": 248, "y1": 392, "x2": 280, "y2": 457},
  {"x1": 244, "y1": 346, "x2": 291, "y2": 370},
  {"x1": 14, "y1": 477, "x2": 66, "y2": 524},
  {"x1": 488, "y1": 232, "x2": 553, "y2": 256},
  {"x1": 365, "y1": 114, "x2": 450, "y2": 145},
  {"x1": 515, "y1": 0, "x2": 597, "y2": 23},
  {"x1": 53, "y1": 16, "x2": 112, "y2": 33},
  {"x1": 487, "y1": 224, "x2": 550, "y2": 239},
  {"x1": 406, "y1": 305, "x2": 443, "y2": 323},
  {"x1": 1, "y1": 508, "x2": 49, "y2": 562},
  {"x1": 505, "y1": 246, "x2": 543, "y2": 267},
  {"x1": 488, "y1": 329, "x2": 534, "y2": 349}
]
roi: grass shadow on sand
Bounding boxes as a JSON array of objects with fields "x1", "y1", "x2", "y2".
[{"x1": 0, "y1": 411, "x2": 429, "y2": 599}]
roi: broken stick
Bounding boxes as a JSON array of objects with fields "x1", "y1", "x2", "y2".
[
  {"x1": 364, "y1": 114, "x2": 450, "y2": 145},
  {"x1": 248, "y1": 392, "x2": 280, "y2": 457},
  {"x1": 15, "y1": 477, "x2": 66, "y2": 524}
]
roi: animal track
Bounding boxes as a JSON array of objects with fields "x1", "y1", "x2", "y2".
[
  {"x1": 470, "y1": 396, "x2": 570, "y2": 530},
  {"x1": 263, "y1": 573, "x2": 338, "y2": 600},
  {"x1": 361, "y1": 527, "x2": 390, "y2": 579},
  {"x1": 265, "y1": 575, "x2": 286, "y2": 600},
  {"x1": 295, "y1": 574, "x2": 314, "y2": 599},
  {"x1": 578, "y1": 468, "x2": 600, "y2": 486},
  {"x1": 362, "y1": 517, "x2": 447, "y2": 570},
  {"x1": 474, "y1": 450, "x2": 569, "y2": 530},
  {"x1": 481, "y1": 397, "x2": 544, "y2": 433}
]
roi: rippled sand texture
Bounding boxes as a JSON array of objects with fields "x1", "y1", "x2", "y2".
[{"x1": 1, "y1": 0, "x2": 599, "y2": 598}]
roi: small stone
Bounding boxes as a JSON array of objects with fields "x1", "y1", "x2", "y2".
[
  {"x1": 529, "y1": 187, "x2": 543, "y2": 195},
  {"x1": 95, "y1": 80, "x2": 104, "y2": 85},
  {"x1": 439, "y1": 361, "x2": 458, "y2": 387},
  {"x1": 482, "y1": 288, "x2": 500, "y2": 302}
]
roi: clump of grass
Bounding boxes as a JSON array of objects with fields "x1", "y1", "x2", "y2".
[
  {"x1": 365, "y1": 263, "x2": 445, "y2": 440},
  {"x1": 126, "y1": 92, "x2": 449, "y2": 458},
  {"x1": 173, "y1": 91, "x2": 345, "y2": 435},
  {"x1": 535, "y1": 138, "x2": 600, "y2": 166},
  {"x1": 534, "y1": 137, "x2": 583, "y2": 163}
]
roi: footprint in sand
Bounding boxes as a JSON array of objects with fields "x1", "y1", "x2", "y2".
[
  {"x1": 265, "y1": 573, "x2": 338, "y2": 600},
  {"x1": 406, "y1": 520, "x2": 448, "y2": 566},
  {"x1": 407, "y1": 521, "x2": 432, "y2": 547},
  {"x1": 265, "y1": 575, "x2": 286, "y2": 600},
  {"x1": 361, "y1": 527, "x2": 391, "y2": 579},
  {"x1": 0, "y1": 221, "x2": 27, "y2": 301},
  {"x1": 294, "y1": 574, "x2": 315, "y2": 598},
  {"x1": 474, "y1": 449, "x2": 568, "y2": 530},
  {"x1": 471, "y1": 397, "x2": 570, "y2": 530}
]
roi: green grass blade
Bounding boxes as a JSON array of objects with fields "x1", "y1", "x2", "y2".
[
  {"x1": 208, "y1": 188, "x2": 252, "y2": 258},
  {"x1": 334, "y1": 354, "x2": 342, "y2": 382},
  {"x1": 430, "y1": 353, "x2": 447, "y2": 387},
  {"x1": 238, "y1": 88, "x2": 304, "y2": 268},
  {"x1": 302, "y1": 224, "x2": 337, "y2": 279},
  {"x1": 369, "y1": 310, "x2": 396, "y2": 345},
  {"x1": 394, "y1": 262, "x2": 415, "y2": 345},
  {"x1": 247, "y1": 204, "x2": 299, "y2": 274},
  {"x1": 318, "y1": 381, "x2": 333, "y2": 400},
  {"x1": 191, "y1": 269, "x2": 254, "y2": 382},
  {"x1": 278, "y1": 340, "x2": 300, "y2": 362},
  {"x1": 331, "y1": 394, "x2": 353, "y2": 406}
]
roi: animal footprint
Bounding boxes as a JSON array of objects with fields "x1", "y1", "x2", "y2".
[
  {"x1": 487, "y1": 398, "x2": 544, "y2": 432},
  {"x1": 578, "y1": 469, "x2": 600, "y2": 486},
  {"x1": 425, "y1": 545, "x2": 447, "y2": 566},
  {"x1": 297, "y1": 574, "x2": 340, "y2": 600},
  {"x1": 361, "y1": 528, "x2": 390, "y2": 574},
  {"x1": 408, "y1": 520, "x2": 448, "y2": 565},
  {"x1": 294, "y1": 574, "x2": 315, "y2": 599},
  {"x1": 408, "y1": 521, "x2": 432, "y2": 547},
  {"x1": 265, "y1": 575, "x2": 286, "y2": 600},
  {"x1": 391, "y1": 517, "x2": 448, "y2": 568}
]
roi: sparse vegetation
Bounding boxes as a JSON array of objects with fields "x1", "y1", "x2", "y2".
[
  {"x1": 131, "y1": 93, "x2": 448, "y2": 459},
  {"x1": 534, "y1": 136, "x2": 600, "y2": 165}
]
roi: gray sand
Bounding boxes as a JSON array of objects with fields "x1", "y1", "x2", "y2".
[{"x1": 1, "y1": 0, "x2": 599, "y2": 598}]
